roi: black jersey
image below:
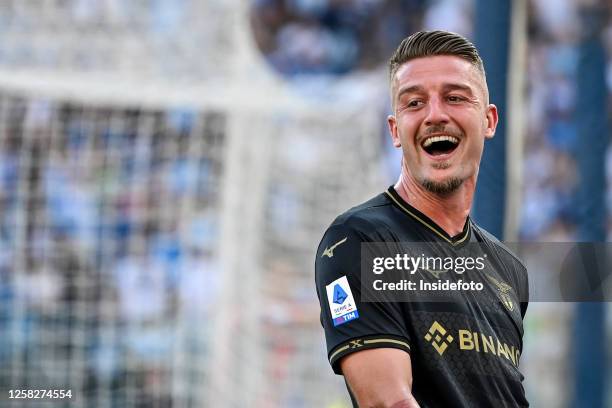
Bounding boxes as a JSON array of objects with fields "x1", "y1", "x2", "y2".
[{"x1": 315, "y1": 186, "x2": 529, "y2": 407}]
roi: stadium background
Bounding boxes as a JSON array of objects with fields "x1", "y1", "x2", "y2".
[{"x1": 0, "y1": 0, "x2": 610, "y2": 407}]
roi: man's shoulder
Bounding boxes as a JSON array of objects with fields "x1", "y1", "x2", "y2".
[
  {"x1": 327, "y1": 192, "x2": 393, "y2": 235},
  {"x1": 315, "y1": 192, "x2": 393, "y2": 266},
  {"x1": 472, "y1": 222, "x2": 527, "y2": 272}
]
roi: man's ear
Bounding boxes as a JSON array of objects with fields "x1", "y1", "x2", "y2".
[
  {"x1": 484, "y1": 104, "x2": 498, "y2": 139},
  {"x1": 388, "y1": 115, "x2": 401, "y2": 147}
]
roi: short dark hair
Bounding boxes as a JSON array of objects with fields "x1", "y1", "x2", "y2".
[{"x1": 389, "y1": 30, "x2": 485, "y2": 82}]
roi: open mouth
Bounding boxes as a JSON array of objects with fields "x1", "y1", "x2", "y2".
[{"x1": 421, "y1": 135, "x2": 459, "y2": 156}]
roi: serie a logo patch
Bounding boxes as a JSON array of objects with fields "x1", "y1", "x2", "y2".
[{"x1": 326, "y1": 276, "x2": 359, "y2": 326}]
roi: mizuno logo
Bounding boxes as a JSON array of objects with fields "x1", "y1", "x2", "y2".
[{"x1": 321, "y1": 237, "x2": 347, "y2": 258}]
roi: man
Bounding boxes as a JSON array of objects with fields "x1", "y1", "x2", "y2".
[{"x1": 315, "y1": 31, "x2": 529, "y2": 407}]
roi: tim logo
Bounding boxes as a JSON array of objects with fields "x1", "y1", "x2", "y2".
[
  {"x1": 424, "y1": 321, "x2": 454, "y2": 356},
  {"x1": 333, "y1": 311, "x2": 359, "y2": 326},
  {"x1": 333, "y1": 284, "x2": 348, "y2": 304}
]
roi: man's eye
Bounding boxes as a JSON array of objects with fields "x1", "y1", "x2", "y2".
[
  {"x1": 448, "y1": 95, "x2": 465, "y2": 102},
  {"x1": 407, "y1": 100, "x2": 422, "y2": 107}
]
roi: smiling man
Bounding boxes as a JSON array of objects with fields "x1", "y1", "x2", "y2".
[{"x1": 315, "y1": 31, "x2": 529, "y2": 407}]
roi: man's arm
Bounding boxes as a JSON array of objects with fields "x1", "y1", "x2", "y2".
[{"x1": 341, "y1": 348, "x2": 420, "y2": 408}]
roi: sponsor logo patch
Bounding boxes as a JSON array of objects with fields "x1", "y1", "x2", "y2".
[
  {"x1": 326, "y1": 276, "x2": 359, "y2": 326},
  {"x1": 423, "y1": 321, "x2": 522, "y2": 366}
]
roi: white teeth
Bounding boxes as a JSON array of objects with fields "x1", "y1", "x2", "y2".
[{"x1": 422, "y1": 135, "x2": 459, "y2": 148}]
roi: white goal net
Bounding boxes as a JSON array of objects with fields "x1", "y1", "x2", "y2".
[{"x1": 0, "y1": 1, "x2": 386, "y2": 407}]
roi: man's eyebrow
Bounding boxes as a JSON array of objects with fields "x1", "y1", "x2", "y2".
[
  {"x1": 396, "y1": 85, "x2": 425, "y2": 100},
  {"x1": 442, "y1": 83, "x2": 475, "y2": 95}
]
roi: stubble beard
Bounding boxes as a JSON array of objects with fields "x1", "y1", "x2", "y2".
[{"x1": 419, "y1": 162, "x2": 464, "y2": 196}]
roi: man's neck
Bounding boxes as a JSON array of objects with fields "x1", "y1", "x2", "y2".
[{"x1": 394, "y1": 174, "x2": 474, "y2": 237}]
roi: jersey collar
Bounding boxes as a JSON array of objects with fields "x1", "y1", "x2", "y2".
[{"x1": 385, "y1": 186, "x2": 471, "y2": 245}]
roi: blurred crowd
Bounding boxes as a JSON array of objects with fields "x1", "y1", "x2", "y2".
[
  {"x1": 251, "y1": 0, "x2": 427, "y2": 75},
  {"x1": 0, "y1": 101, "x2": 225, "y2": 405},
  {"x1": 520, "y1": 0, "x2": 611, "y2": 241}
]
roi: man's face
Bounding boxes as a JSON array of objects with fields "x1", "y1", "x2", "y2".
[{"x1": 388, "y1": 55, "x2": 498, "y2": 195}]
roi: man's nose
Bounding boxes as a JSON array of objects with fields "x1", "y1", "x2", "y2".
[{"x1": 424, "y1": 97, "x2": 450, "y2": 126}]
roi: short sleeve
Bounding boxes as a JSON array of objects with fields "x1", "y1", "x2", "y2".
[{"x1": 315, "y1": 222, "x2": 411, "y2": 375}]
